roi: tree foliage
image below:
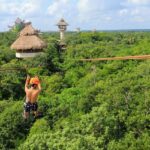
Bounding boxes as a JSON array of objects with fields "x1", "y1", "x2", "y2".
[{"x1": 0, "y1": 31, "x2": 150, "y2": 149}]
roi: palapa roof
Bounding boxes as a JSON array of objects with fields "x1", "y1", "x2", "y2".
[
  {"x1": 11, "y1": 23, "x2": 46, "y2": 50},
  {"x1": 20, "y1": 23, "x2": 38, "y2": 36},
  {"x1": 56, "y1": 18, "x2": 68, "y2": 26},
  {"x1": 11, "y1": 35, "x2": 46, "y2": 50}
]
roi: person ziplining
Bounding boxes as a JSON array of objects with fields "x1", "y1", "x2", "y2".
[{"x1": 23, "y1": 75, "x2": 42, "y2": 120}]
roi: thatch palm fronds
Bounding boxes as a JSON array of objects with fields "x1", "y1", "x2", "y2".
[
  {"x1": 11, "y1": 35, "x2": 46, "y2": 51},
  {"x1": 11, "y1": 23, "x2": 46, "y2": 52}
]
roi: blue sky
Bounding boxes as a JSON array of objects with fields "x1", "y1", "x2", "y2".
[{"x1": 0, "y1": 0, "x2": 150, "y2": 31}]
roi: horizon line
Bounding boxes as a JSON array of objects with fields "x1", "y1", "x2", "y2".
[{"x1": 1, "y1": 28, "x2": 150, "y2": 33}]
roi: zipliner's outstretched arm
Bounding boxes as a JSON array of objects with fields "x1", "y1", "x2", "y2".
[
  {"x1": 25, "y1": 75, "x2": 30, "y2": 92},
  {"x1": 23, "y1": 75, "x2": 30, "y2": 120}
]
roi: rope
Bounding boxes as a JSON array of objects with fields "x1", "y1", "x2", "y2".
[
  {"x1": 0, "y1": 55, "x2": 150, "y2": 72},
  {"x1": 79, "y1": 55, "x2": 150, "y2": 61}
]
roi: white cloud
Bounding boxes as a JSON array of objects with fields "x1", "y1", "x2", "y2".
[
  {"x1": 77, "y1": 0, "x2": 102, "y2": 22},
  {"x1": 77, "y1": 0, "x2": 102, "y2": 13},
  {"x1": 119, "y1": 6, "x2": 150, "y2": 17},
  {"x1": 132, "y1": 7, "x2": 150, "y2": 16},
  {"x1": 0, "y1": 0, "x2": 150, "y2": 31},
  {"x1": 127, "y1": 0, "x2": 150, "y2": 5},
  {"x1": 119, "y1": 9, "x2": 128, "y2": 16},
  {"x1": 0, "y1": 0, "x2": 41, "y2": 17},
  {"x1": 46, "y1": 0, "x2": 79, "y2": 30},
  {"x1": 131, "y1": 8, "x2": 140, "y2": 15},
  {"x1": 77, "y1": 0, "x2": 123, "y2": 23},
  {"x1": 119, "y1": 0, "x2": 150, "y2": 24},
  {"x1": 47, "y1": 0, "x2": 71, "y2": 17},
  {"x1": 105, "y1": 16, "x2": 112, "y2": 21}
]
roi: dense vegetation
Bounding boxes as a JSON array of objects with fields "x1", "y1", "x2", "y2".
[{"x1": 0, "y1": 31, "x2": 150, "y2": 149}]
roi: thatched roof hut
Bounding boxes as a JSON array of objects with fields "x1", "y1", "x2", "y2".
[
  {"x1": 11, "y1": 23, "x2": 46, "y2": 58},
  {"x1": 19, "y1": 23, "x2": 38, "y2": 36},
  {"x1": 11, "y1": 35, "x2": 46, "y2": 50}
]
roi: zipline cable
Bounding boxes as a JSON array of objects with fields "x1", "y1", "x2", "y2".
[
  {"x1": 79, "y1": 55, "x2": 150, "y2": 61},
  {"x1": 0, "y1": 55, "x2": 150, "y2": 72}
]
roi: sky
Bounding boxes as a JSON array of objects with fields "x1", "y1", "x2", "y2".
[{"x1": 0, "y1": 0, "x2": 150, "y2": 31}]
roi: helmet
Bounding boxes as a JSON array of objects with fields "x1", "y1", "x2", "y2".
[{"x1": 30, "y1": 77, "x2": 40, "y2": 85}]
